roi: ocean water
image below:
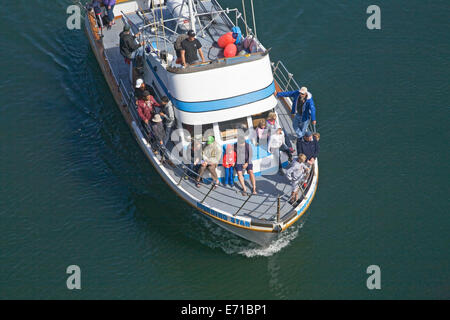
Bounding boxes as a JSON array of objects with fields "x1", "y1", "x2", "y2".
[{"x1": 0, "y1": 0, "x2": 448, "y2": 299}]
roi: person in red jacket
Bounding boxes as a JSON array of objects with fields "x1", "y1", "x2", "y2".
[
  {"x1": 222, "y1": 144, "x2": 236, "y2": 187},
  {"x1": 137, "y1": 91, "x2": 159, "y2": 132}
]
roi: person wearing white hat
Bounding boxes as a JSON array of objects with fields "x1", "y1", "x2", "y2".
[
  {"x1": 276, "y1": 86, "x2": 317, "y2": 140},
  {"x1": 134, "y1": 78, "x2": 156, "y2": 102},
  {"x1": 151, "y1": 114, "x2": 166, "y2": 146}
]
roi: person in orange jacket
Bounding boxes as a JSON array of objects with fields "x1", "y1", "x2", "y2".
[{"x1": 222, "y1": 144, "x2": 237, "y2": 187}]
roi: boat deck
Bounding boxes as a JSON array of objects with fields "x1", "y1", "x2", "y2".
[
  {"x1": 156, "y1": 103, "x2": 301, "y2": 222},
  {"x1": 97, "y1": 5, "x2": 309, "y2": 222},
  {"x1": 161, "y1": 158, "x2": 299, "y2": 221}
]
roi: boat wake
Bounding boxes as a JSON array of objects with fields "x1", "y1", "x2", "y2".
[
  {"x1": 189, "y1": 210, "x2": 302, "y2": 257},
  {"x1": 238, "y1": 226, "x2": 301, "y2": 258}
]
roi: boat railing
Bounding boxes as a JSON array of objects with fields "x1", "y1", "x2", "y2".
[{"x1": 272, "y1": 60, "x2": 301, "y2": 93}]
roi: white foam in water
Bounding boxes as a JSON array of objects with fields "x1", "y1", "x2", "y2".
[
  {"x1": 189, "y1": 211, "x2": 303, "y2": 257},
  {"x1": 238, "y1": 226, "x2": 302, "y2": 258}
]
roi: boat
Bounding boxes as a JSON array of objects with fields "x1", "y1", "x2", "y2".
[{"x1": 79, "y1": 0, "x2": 319, "y2": 246}]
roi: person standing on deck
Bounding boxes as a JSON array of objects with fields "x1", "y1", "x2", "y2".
[
  {"x1": 159, "y1": 96, "x2": 175, "y2": 144},
  {"x1": 276, "y1": 87, "x2": 317, "y2": 141},
  {"x1": 235, "y1": 135, "x2": 257, "y2": 196},
  {"x1": 223, "y1": 144, "x2": 237, "y2": 187},
  {"x1": 103, "y1": 0, "x2": 116, "y2": 29},
  {"x1": 180, "y1": 30, "x2": 206, "y2": 67},
  {"x1": 137, "y1": 91, "x2": 153, "y2": 132},
  {"x1": 137, "y1": 91, "x2": 160, "y2": 132},
  {"x1": 151, "y1": 114, "x2": 166, "y2": 146},
  {"x1": 119, "y1": 24, "x2": 144, "y2": 63}
]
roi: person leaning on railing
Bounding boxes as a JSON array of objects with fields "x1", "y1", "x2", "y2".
[
  {"x1": 297, "y1": 131, "x2": 319, "y2": 167},
  {"x1": 196, "y1": 136, "x2": 222, "y2": 188},
  {"x1": 180, "y1": 30, "x2": 206, "y2": 67}
]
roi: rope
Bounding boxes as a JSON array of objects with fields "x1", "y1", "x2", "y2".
[
  {"x1": 250, "y1": 0, "x2": 257, "y2": 38},
  {"x1": 241, "y1": 0, "x2": 248, "y2": 36}
]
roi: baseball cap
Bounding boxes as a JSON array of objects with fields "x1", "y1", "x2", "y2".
[
  {"x1": 187, "y1": 30, "x2": 196, "y2": 37},
  {"x1": 136, "y1": 79, "x2": 144, "y2": 88},
  {"x1": 299, "y1": 87, "x2": 308, "y2": 95},
  {"x1": 207, "y1": 136, "x2": 215, "y2": 145}
]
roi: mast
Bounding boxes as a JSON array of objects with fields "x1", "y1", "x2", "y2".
[{"x1": 187, "y1": 0, "x2": 196, "y2": 33}]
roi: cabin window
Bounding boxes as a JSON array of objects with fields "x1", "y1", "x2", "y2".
[
  {"x1": 218, "y1": 117, "x2": 249, "y2": 141},
  {"x1": 182, "y1": 123, "x2": 214, "y2": 142},
  {"x1": 251, "y1": 110, "x2": 273, "y2": 129}
]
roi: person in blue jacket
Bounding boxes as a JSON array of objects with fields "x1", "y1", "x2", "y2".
[{"x1": 276, "y1": 87, "x2": 317, "y2": 140}]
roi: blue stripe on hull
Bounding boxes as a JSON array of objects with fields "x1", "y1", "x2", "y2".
[{"x1": 172, "y1": 82, "x2": 276, "y2": 113}]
